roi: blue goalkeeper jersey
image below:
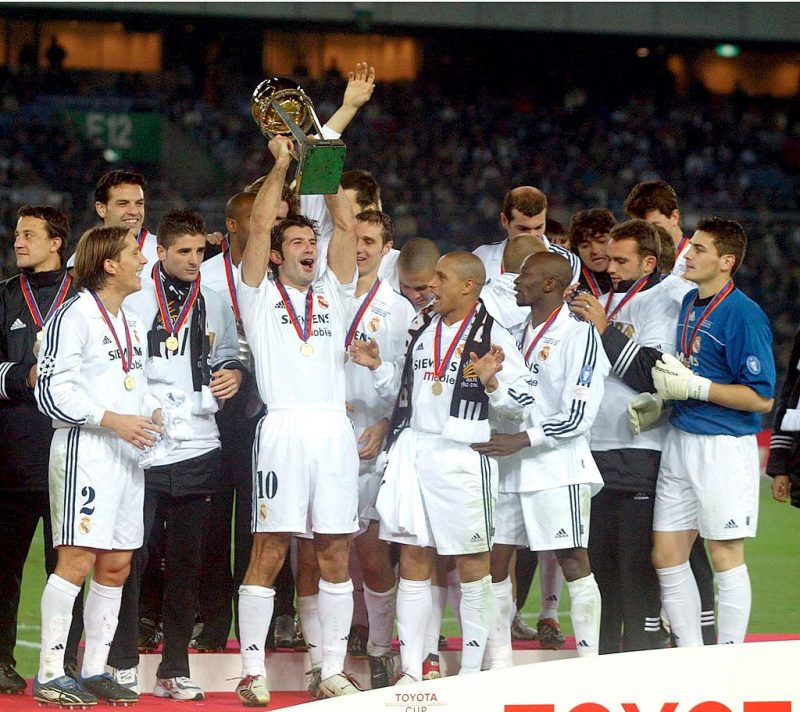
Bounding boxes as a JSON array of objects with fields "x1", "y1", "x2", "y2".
[{"x1": 670, "y1": 286, "x2": 775, "y2": 436}]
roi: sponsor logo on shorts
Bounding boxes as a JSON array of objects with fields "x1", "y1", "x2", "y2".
[
  {"x1": 469, "y1": 532, "x2": 483, "y2": 543},
  {"x1": 554, "y1": 528, "x2": 568, "y2": 539},
  {"x1": 724, "y1": 519, "x2": 738, "y2": 529}
]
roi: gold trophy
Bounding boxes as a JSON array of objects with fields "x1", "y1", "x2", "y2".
[{"x1": 251, "y1": 77, "x2": 346, "y2": 195}]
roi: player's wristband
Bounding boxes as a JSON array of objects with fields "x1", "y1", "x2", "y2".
[{"x1": 687, "y1": 375, "x2": 712, "y2": 401}]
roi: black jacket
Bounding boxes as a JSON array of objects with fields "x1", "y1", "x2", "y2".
[{"x1": 0, "y1": 268, "x2": 77, "y2": 490}]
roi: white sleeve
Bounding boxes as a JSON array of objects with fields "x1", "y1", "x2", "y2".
[
  {"x1": 486, "y1": 322, "x2": 535, "y2": 420},
  {"x1": 35, "y1": 310, "x2": 105, "y2": 426},
  {"x1": 376, "y1": 300, "x2": 416, "y2": 415},
  {"x1": 209, "y1": 294, "x2": 242, "y2": 369},
  {"x1": 525, "y1": 325, "x2": 608, "y2": 448}
]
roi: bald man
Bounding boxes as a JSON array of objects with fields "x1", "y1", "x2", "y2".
[
  {"x1": 351, "y1": 251, "x2": 534, "y2": 682},
  {"x1": 476, "y1": 251, "x2": 609, "y2": 666},
  {"x1": 473, "y1": 186, "x2": 580, "y2": 286}
]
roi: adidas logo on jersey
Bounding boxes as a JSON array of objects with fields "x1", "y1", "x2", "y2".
[
  {"x1": 416, "y1": 341, "x2": 425, "y2": 351},
  {"x1": 50, "y1": 643, "x2": 64, "y2": 651},
  {"x1": 465, "y1": 640, "x2": 480, "y2": 648},
  {"x1": 469, "y1": 532, "x2": 482, "y2": 543},
  {"x1": 10, "y1": 318, "x2": 26, "y2": 330},
  {"x1": 576, "y1": 640, "x2": 590, "y2": 648},
  {"x1": 102, "y1": 335, "x2": 112, "y2": 345},
  {"x1": 554, "y1": 528, "x2": 568, "y2": 539},
  {"x1": 724, "y1": 519, "x2": 738, "y2": 529}
]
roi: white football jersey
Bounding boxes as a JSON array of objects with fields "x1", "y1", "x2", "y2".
[
  {"x1": 238, "y1": 267, "x2": 356, "y2": 410},
  {"x1": 505, "y1": 304, "x2": 609, "y2": 493},
  {"x1": 345, "y1": 278, "x2": 414, "y2": 438},
  {"x1": 35, "y1": 291, "x2": 150, "y2": 428},
  {"x1": 480, "y1": 272, "x2": 527, "y2": 330},
  {"x1": 473, "y1": 236, "x2": 580, "y2": 285},
  {"x1": 400, "y1": 310, "x2": 532, "y2": 439},
  {"x1": 590, "y1": 276, "x2": 691, "y2": 452}
]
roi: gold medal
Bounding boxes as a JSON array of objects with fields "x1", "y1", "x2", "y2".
[
  {"x1": 431, "y1": 381, "x2": 443, "y2": 396},
  {"x1": 36, "y1": 330, "x2": 44, "y2": 341},
  {"x1": 300, "y1": 342, "x2": 314, "y2": 357},
  {"x1": 344, "y1": 351, "x2": 350, "y2": 363},
  {"x1": 124, "y1": 374, "x2": 136, "y2": 391},
  {"x1": 165, "y1": 335, "x2": 179, "y2": 352}
]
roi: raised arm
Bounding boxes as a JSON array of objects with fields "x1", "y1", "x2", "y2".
[
  {"x1": 324, "y1": 186, "x2": 357, "y2": 284},
  {"x1": 325, "y1": 62, "x2": 376, "y2": 136},
  {"x1": 242, "y1": 137, "x2": 293, "y2": 288}
]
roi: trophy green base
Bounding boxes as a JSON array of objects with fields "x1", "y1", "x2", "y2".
[{"x1": 296, "y1": 140, "x2": 347, "y2": 195}]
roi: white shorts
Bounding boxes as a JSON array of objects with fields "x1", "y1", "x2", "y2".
[
  {"x1": 494, "y1": 485, "x2": 591, "y2": 551},
  {"x1": 252, "y1": 409, "x2": 359, "y2": 537},
  {"x1": 49, "y1": 427, "x2": 144, "y2": 550},
  {"x1": 378, "y1": 430, "x2": 497, "y2": 556},
  {"x1": 654, "y1": 428, "x2": 759, "y2": 539},
  {"x1": 357, "y1": 467, "x2": 382, "y2": 535}
]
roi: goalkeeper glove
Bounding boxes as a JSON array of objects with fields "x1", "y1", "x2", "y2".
[{"x1": 651, "y1": 353, "x2": 711, "y2": 401}]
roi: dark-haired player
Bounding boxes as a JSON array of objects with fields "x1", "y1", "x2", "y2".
[{"x1": 650, "y1": 218, "x2": 775, "y2": 646}]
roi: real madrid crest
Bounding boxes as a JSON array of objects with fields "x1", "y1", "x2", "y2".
[
  {"x1": 538, "y1": 345, "x2": 550, "y2": 361},
  {"x1": 691, "y1": 335, "x2": 702, "y2": 354},
  {"x1": 368, "y1": 316, "x2": 380, "y2": 332},
  {"x1": 317, "y1": 294, "x2": 329, "y2": 309},
  {"x1": 79, "y1": 516, "x2": 92, "y2": 534},
  {"x1": 455, "y1": 344, "x2": 465, "y2": 358},
  {"x1": 259, "y1": 503, "x2": 268, "y2": 522}
]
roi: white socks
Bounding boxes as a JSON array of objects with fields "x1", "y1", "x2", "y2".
[
  {"x1": 81, "y1": 580, "x2": 123, "y2": 678},
  {"x1": 39, "y1": 574, "x2": 81, "y2": 683},
  {"x1": 459, "y1": 575, "x2": 496, "y2": 675},
  {"x1": 567, "y1": 573, "x2": 601, "y2": 657},
  {"x1": 424, "y1": 584, "x2": 447, "y2": 658},
  {"x1": 318, "y1": 578, "x2": 353, "y2": 681},
  {"x1": 397, "y1": 578, "x2": 432, "y2": 681},
  {"x1": 538, "y1": 551, "x2": 563, "y2": 622},
  {"x1": 296, "y1": 594, "x2": 323, "y2": 670},
  {"x1": 238, "y1": 585, "x2": 275, "y2": 677},
  {"x1": 716, "y1": 564, "x2": 750, "y2": 645},
  {"x1": 364, "y1": 581, "x2": 397, "y2": 657},
  {"x1": 485, "y1": 576, "x2": 514, "y2": 669},
  {"x1": 656, "y1": 562, "x2": 702, "y2": 647}
]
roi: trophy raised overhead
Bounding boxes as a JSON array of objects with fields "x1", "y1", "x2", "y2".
[{"x1": 251, "y1": 77, "x2": 346, "y2": 195}]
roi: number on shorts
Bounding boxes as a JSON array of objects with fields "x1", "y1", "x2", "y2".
[
  {"x1": 80, "y1": 486, "x2": 96, "y2": 516},
  {"x1": 257, "y1": 470, "x2": 278, "y2": 499}
]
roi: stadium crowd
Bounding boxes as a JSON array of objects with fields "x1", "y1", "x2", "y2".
[{"x1": 0, "y1": 61, "x2": 798, "y2": 708}]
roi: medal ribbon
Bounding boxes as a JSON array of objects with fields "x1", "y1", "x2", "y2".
[
  {"x1": 152, "y1": 263, "x2": 201, "y2": 339},
  {"x1": 581, "y1": 266, "x2": 602, "y2": 298},
  {"x1": 522, "y1": 305, "x2": 561, "y2": 362},
  {"x1": 275, "y1": 279, "x2": 314, "y2": 345},
  {"x1": 680, "y1": 280, "x2": 734, "y2": 357},
  {"x1": 433, "y1": 303, "x2": 477, "y2": 380},
  {"x1": 221, "y1": 237, "x2": 241, "y2": 321},
  {"x1": 137, "y1": 228, "x2": 149, "y2": 252},
  {"x1": 676, "y1": 235, "x2": 689, "y2": 259},
  {"x1": 605, "y1": 274, "x2": 650, "y2": 322},
  {"x1": 89, "y1": 291, "x2": 133, "y2": 374},
  {"x1": 345, "y1": 278, "x2": 381, "y2": 350},
  {"x1": 20, "y1": 272, "x2": 72, "y2": 328}
]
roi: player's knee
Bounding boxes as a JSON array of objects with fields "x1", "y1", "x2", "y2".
[
  {"x1": 554, "y1": 548, "x2": 590, "y2": 581},
  {"x1": 706, "y1": 539, "x2": 745, "y2": 573}
]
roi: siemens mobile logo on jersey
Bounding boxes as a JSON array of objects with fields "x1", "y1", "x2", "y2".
[
  {"x1": 109, "y1": 345, "x2": 143, "y2": 361},
  {"x1": 280, "y1": 313, "x2": 332, "y2": 337}
]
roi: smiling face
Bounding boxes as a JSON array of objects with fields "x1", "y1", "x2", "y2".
[
  {"x1": 356, "y1": 220, "x2": 391, "y2": 281},
  {"x1": 96, "y1": 183, "x2": 145, "y2": 235},
  {"x1": 14, "y1": 215, "x2": 62, "y2": 271},
  {"x1": 109, "y1": 231, "x2": 148, "y2": 296},
  {"x1": 272, "y1": 224, "x2": 318, "y2": 289},
  {"x1": 157, "y1": 233, "x2": 206, "y2": 282}
]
